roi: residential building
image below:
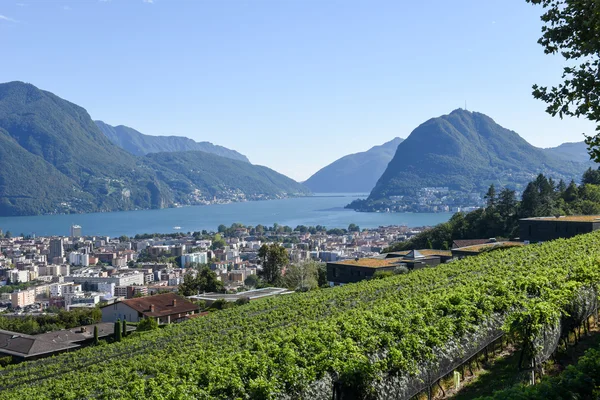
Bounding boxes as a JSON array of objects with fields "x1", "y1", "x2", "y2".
[
  {"x1": 100, "y1": 293, "x2": 199, "y2": 324},
  {"x1": 68, "y1": 252, "x2": 89, "y2": 267},
  {"x1": 11, "y1": 288, "x2": 36, "y2": 308},
  {"x1": 50, "y1": 282, "x2": 82, "y2": 298},
  {"x1": 49, "y1": 238, "x2": 64, "y2": 261},
  {"x1": 181, "y1": 252, "x2": 208, "y2": 267},
  {"x1": 69, "y1": 225, "x2": 82, "y2": 238},
  {"x1": 9, "y1": 269, "x2": 29, "y2": 284}
]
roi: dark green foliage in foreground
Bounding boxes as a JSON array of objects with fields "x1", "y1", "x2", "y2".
[{"x1": 526, "y1": 0, "x2": 600, "y2": 164}]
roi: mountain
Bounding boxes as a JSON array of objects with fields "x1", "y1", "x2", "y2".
[
  {"x1": 0, "y1": 82, "x2": 308, "y2": 216},
  {"x1": 352, "y1": 109, "x2": 591, "y2": 210},
  {"x1": 303, "y1": 137, "x2": 403, "y2": 193},
  {"x1": 146, "y1": 151, "x2": 307, "y2": 199},
  {"x1": 543, "y1": 141, "x2": 591, "y2": 163},
  {"x1": 95, "y1": 120, "x2": 249, "y2": 162}
]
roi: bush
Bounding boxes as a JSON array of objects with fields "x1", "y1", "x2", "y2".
[{"x1": 137, "y1": 317, "x2": 159, "y2": 332}]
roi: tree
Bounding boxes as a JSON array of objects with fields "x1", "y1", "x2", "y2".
[
  {"x1": 179, "y1": 266, "x2": 224, "y2": 296},
  {"x1": 118, "y1": 235, "x2": 129, "y2": 242},
  {"x1": 582, "y1": 168, "x2": 600, "y2": 185},
  {"x1": 114, "y1": 320, "x2": 122, "y2": 342},
  {"x1": 348, "y1": 223, "x2": 360, "y2": 232},
  {"x1": 93, "y1": 325, "x2": 99, "y2": 345},
  {"x1": 285, "y1": 261, "x2": 319, "y2": 291},
  {"x1": 295, "y1": 225, "x2": 308, "y2": 233},
  {"x1": 244, "y1": 274, "x2": 260, "y2": 288},
  {"x1": 4, "y1": 231, "x2": 11, "y2": 239},
  {"x1": 217, "y1": 224, "x2": 227, "y2": 233},
  {"x1": 563, "y1": 180, "x2": 580, "y2": 203},
  {"x1": 527, "y1": 0, "x2": 600, "y2": 161},
  {"x1": 257, "y1": 244, "x2": 288, "y2": 284},
  {"x1": 484, "y1": 184, "x2": 497, "y2": 208},
  {"x1": 317, "y1": 263, "x2": 328, "y2": 288},
  {"x1": 211, "y1": 234, "x2": 226, "y2": 250},
  {"x1": 122, "y1": 318, "x2": 127, "y2": 337},
  {"x1": 137, "y1": 317, "x2": 158, "y2": 332}
]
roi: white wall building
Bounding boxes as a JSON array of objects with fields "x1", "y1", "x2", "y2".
[
  {"x1": 70, "y1": 225, "x2": 82, "y2": 238},
  {"x1": 181, "y1": 252, "x2": 208, "y2": 267},
  {"x1": 9, "y1": 269, "x2": 29, "y2": 284},
  {"x1": 68, "y1": 252, "x2": 89, "y2": 267}
]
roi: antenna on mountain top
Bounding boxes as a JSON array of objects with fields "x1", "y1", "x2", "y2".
[{"x1": 465, "y1": 100, "x2": 467, "y2": 111}]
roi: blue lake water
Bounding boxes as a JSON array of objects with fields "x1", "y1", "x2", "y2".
[{"x1": 0, "y1": 194, "x2": 453, "y2": 237}]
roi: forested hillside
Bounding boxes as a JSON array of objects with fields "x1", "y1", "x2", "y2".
[
  {"x1": 95, "y1": 120, "x2": 249, "y2": 162},
  {"x1": 349, "y1": 109, "x2": 591, "y2": 212},
  {"x1": 0, "y1": 82, "x2": 308, "y2": 216}
]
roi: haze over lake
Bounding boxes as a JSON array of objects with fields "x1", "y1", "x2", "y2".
[{"x1": 0, "y1": 194, "x2": 452, "y2": 237}]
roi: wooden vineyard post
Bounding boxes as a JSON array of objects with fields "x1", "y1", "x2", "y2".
[{"x1": 454, "y1": 371, "x2": 461, "y2": 390}]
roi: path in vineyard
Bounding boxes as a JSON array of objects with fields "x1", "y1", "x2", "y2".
[{"x1": 443, "y1": 321, "x2": 600, "y2": 400}]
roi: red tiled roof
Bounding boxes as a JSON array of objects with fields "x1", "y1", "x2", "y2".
[{"x1": 119, "y1": 293, "x2": 199, "y2": 317}]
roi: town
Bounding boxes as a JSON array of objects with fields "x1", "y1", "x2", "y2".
[{"x1": 0, "y1": 223, "x2": 422, "y2": 315}]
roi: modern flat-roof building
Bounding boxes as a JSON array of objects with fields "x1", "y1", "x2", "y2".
[
  {"x1": 451, "y1": 241, "x2": 525, "y2": 259},
  {"x1": 326, "y1": 250, "x2": 446, "y2": 286},
  {"x1": 520, "y1": 215, "x2": 600, "y2": 242}
]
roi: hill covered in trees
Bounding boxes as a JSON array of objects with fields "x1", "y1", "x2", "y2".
[
  {"x1": 95, "y1": 121, "x2": 249, "y2": 162},
  {"x1": 0, "y1": 82, "x2": 308, "y2": 216},
  {"x1": 349, "y1": 109, "x2": 591, "y2": 211}
]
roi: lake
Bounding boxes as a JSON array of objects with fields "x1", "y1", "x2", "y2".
[{"x1": 0, "y1": 194, "x2": 453, "y2": 237}]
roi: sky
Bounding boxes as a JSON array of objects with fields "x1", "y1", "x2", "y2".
[{"x1": 0, "y1": 0, "x2": 596, "y2": 181}]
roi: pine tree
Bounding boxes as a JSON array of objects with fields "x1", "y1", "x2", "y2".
[
  {"x1": 114, "y1": 320, "x2": 122, "y2": 342},
  {"x1": 93, "y1": 325, "x2": 99, "y2": 345},
  {"x1": 484, "y1": 184, "x2": 497, "y2": 208},
  {"x1": 122, "y1": 318, "x2": 127, "y2": 338}
]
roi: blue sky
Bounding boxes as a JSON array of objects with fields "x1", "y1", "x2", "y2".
[{"x1": 0, "y1": 0, "x2": 596, "y2": 181}]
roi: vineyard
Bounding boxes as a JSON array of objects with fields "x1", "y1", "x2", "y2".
[{"x1": 2, "y1": 232, "x2": 600, "y2": 399}]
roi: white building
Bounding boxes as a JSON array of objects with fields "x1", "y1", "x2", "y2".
[
  {"x1": 39, "y1": 264, "x2": 70, "y2": 277},
  {"x1": 70, "y1": 225, "x2": 82, "y2": 238},
  {"x1": 181, "y1": 252, "x2": 208, "y2": 267},
  {"x1": 9, "y1": 269, "x2": 29, "y2": 284},
  {"x1": 97, "y1": 282, "x2": 116, "y2": 297},
  {"x1": 68, "y1": 252, "x2": 89, "y2": 267},
  {"x1": 50, "y1": 282, "x2": 82, "y2": 298}
]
